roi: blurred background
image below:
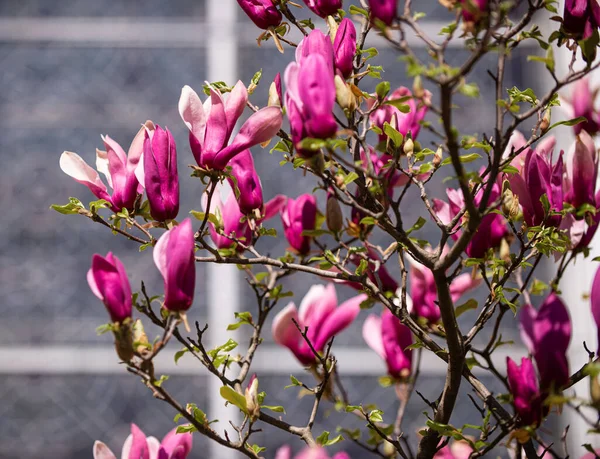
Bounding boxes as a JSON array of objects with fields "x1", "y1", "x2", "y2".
[{"x1": 0, "y1": 0, "x2": 596, "y2": 457}]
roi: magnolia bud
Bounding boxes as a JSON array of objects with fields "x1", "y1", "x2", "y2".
[
  {"x1": 132, "y1": 319, "x2": 150, "y2": 355},
  {"x1": 113, "y1": 319, "x2": 134, "y2": 362},
  {"x1": 413, "y1": 75, "x2": 424, "y2": 99},
  {"x1": 403, "y1": 138, "x2": 414, "y2": 157},
  {"x1": 268, "y1": 74, "x2": 282, "y2": 107},
  {"x1": 382, "y1": 440, "x2": 397, "y2": 458},
  {"x1": 334, "y1": 75, "x2": 357, "y2": 112},
  {"x1": 591, "y1": 375, "x2": 600, "y2": 410},
  {"x1": 326, "y1": 191, "x2": 344, "y2": 233},
  {"x1": 499, "y1": 238, "x2": 511, "y2": 264},
  {"x1": 245, "y1": 376, "x2": 261, "y2": 420},
  {"x1": 433, "y1": 145, "x2": 443, "y2": 167},
  {"x1": 326, "y1": 15, "x2": 338, "y2": 41},
  {"x1": 540, "y1": 110, "x2": 551, "y2": 133}
]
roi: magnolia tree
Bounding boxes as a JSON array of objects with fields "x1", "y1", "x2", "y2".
[{"x1": 53, "y1": 0, "x2": 600, "y2": 458}]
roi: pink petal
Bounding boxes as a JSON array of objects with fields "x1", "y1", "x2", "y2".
[
  {"x1": 592, "y1": 265, "x2": 600, "y2": 354},
  {"x1": 272, "y1": 303, "x2": 303, "y2": 353},
  {"x1": 225, "y1": 80, "x2": 249, "y2": 138},
  {"x1": 362, "y1": 314, "x2": 385, "y2": 359},
  {"x1": 124, "y1": 424, "x2": 149, "y2": 459},
  {"x1": 202, "y1": 88, "x2": 228, "y2": 161},
  {"x1": 519, "y1": 303, "x2": 537, "y2": 354},
  {"x1": 179, "y1": 85, "x2": 207, "y2": 146},
  {"x1": 263, "y1": 194, "x2": 287, "y2": 220},
  {"x1": 60, "y1": 151, "x2": 110, "y2": 200},
  {"x1": 449, "y1": 273, "x2": 481, "y2": 302},
  {"x1": 314, "y1": 294, "x2": 365, "y2": 349},
  {"x1": 212, "y1": 106, "x2": 283, "y2": 169},
  {"x1": 87, "y1": 267, "x2": 103, "y2": 300},
  {"x1": 275, "y1": 445, "x2": 292, "y2": 459},
  {"x1": 153, "y1": 224, "x2": 172, "y2": 280},
  {"x1": 93, "y1": 441, "x2": 117, "y2": 459},
  {"x1": 298, "y1": 284, "x2": 338, "y2": 334},
  {"x1": 159, "y1": 428, "x2": 193, "y2": 459},
  {"x1": 128, "y1": 120, "x2": 155, "y2": 172}
]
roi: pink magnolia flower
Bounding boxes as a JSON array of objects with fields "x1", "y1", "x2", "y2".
[
  {"x1": 142, "y1": 125, "x2": 179, "y2": 222},
  {"x1": 60, "y1": 121, "x2": 154, "y2": 212},
  {"x1": 93, "y1": 424, "x2": 193, "y2": 459},
  {"x1": 301, "y1": 0, "x2": 342, "y2": 18},
  {"x1": 580, "y1": 449, "x2": 600, "y2": 459},
  {"x1": 561, "y1": 77, "x2": 600, "y2": 135},
  {"x1": 276, "y1": 445, "x2": 351, "y2": 459},
  {"x1": 363, "y1": 309, "x2": 412, "y2": 380},
  {"x1": 432, "y1": 180, "x2": 509, "y2": 259},
  {"x1": 409, "y1": 257, "x2": 481, "y2": 323},
  {"x1": 520, "y1": 293, "x2": 572, "y2": 391},
  {"x1": 281, "y1": 194, "x2": 318, "y2": 255},
  {"x1": 433, "y1": 440, "x2": 473, "y2": 459},
  {"x1": 272, "y1": 284, "x2": 365, "y2": 365},
  {"x1": 237, "y1": 0, "x2": 282, "y2": 29},
  {"x1": 285, "y1": 30, "x2": 337, "y2": 155},
  {"x1": 153, "y1": 218, "x2": 196, "y2": 312},
  {"x1": 87, "y1": 252, "x2": 132, "y2": 323},
  {"x1": 563, "y1": 0, "x2": 600, "y2": 40},
  {"x1": 179, "y1": 81, "x2": 282, "y2": 170},
  {"x1": 333, "y1": 19, "x2": 357, "y2": 79},
  {"x1": 564, "y1": 130, "x2": 597, "y2": 210},
  {"x1": 461, "y1": 0, "x2": 488, "y2": 25},
  {"x1": 506, "y1": 357, "x2": 544, "y2": 427},
  {"x1": 504, "y1": 135, "x2": 564, "y2": 228},
  {"x1": 228, "y1": 149, "x2": 264, "y2": 215},
  {"x1": 590, "y1": 265, "x2": 600, "y2": 354},
  {"x1": 369, "y1": 86, "x2": 431, "y2": 142},
  {"x1": 367, "y1": 0, "x2": 397, "y2": 25},
  {"x1": 203, "y1": 182, "x2": 285, "y2": 250}
]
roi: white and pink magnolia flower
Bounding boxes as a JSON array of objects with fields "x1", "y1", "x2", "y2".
[
  {"x1": 93, "y1": 424, "x2": 192, "y2": 459},
  {"x1": 272, "y1": 284, "x2": 365, "y2": 365},
  {"x1": 60, "y1": 121, "x2": 154, "y2": 212},
  {"x1": 179, "y1": 81, "x2": 282, "y2": 170}
]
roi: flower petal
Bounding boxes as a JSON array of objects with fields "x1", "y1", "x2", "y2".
[
  {"x1": 93, "y1": 441, "x2": 117, "y2": 459},
  {"x1": 179, "y1": 85, "x2": 207, "y2": 146},
  {"x1": 362, "y1": 314, "x2": 385, "y2": 359}
]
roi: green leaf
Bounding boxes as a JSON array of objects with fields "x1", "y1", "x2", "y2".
[
  {"x1": 50, "y1": 197, "x2": 85, "y2": 215},
  {"x1": 383, "y1": 98, "x2": 411, "y2": 112},
  {"x1": 249, "y1": 444, "x2": 267, "y2": 454},
  {"x1": 547, "y1": 116, "x2": 587, "y2": 132},
  {"x1": 270, "y1": 139, "x2": 292, "y2": 154},
  {"x1": 251, "y1": 69, "x2": 262, "y2": 86},
  {"x1": 285, "y1": 374, "x2": 302, "y2": 389},
  {"x1": 406, "y1": 216, "x2": 426, "y2": 235},
  {"x1": 261, "y1": 405, "x2": 286, "y2": 413},
  {"x1": 220, "y1": 386, "x2": 248, "y2": 413},
  {"x1": 368, "y1": 409, "x2": 384, "y2": 423},
  {"x1": 375, "y1": 81, "x2": 390, "y2": 99},
  {"x1": 176, "y1": 425, "x2": 197, "y2": 434},
  {"x1": 174, "y1": 348, "x2": 189, "y2": 364},
  {"x1": 298, "y1": 138, "x2": 326, "y2": 152},
  {"x1": 455, "y1": 299, "x2": 478, "y2": 317},
  {"x1": 316, "y1": 431, "x2": 344, "y2": 446},
  {"x1": 459, "y1": 82, "x2": 480, "y2": 98},
  {"x1": 227, "y1": 311, "x2": 254, "y2": 330},
  {"x1": 344, "y1": 172, "x2": 359, "y2": 185},
  {"x1": 349, "y1": 4, "x2": 369, "y2": 17},
  {"x1": 153, "y1": 374, "x2": 169, "y2": 387},
  {"x1": 441, "y1": 153, "x2": 481, "y2": 166},
  {"x1": 359, "y1": 216, "x2": 376, "y2": 226},
  {"x1": 383, "y1": 122, "x2": 403, "y2": 148},
  {"x1": 89, "y1": 199, "x2": 111, "y2": 213}
]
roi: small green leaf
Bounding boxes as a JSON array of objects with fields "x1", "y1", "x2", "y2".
[
  {"x1": 375, "y1": 81, "x2": 390, "y2": 99},
  {"x1": 455, "y1": 299, "x2": 478, "y2": 317},
  {"x1": 174, "y1": 348, "x2": 189, "y2": 364},
  {"x1": 261, "y1": 405, "x2": 286, "y2": 413},
  {"x1": 298, "y1": 138, "x2": 326, "y2": 152},
  {"x1": 50, "y1": 197, "x2": 85, "y2": 215},
  {"x1": 441, "y1": 153, "x2": 481, "y2": 166},
  {"x1": 383, "y1": 122, "x2": 403, "y2": 148},
  {"x1": 406, "y1": 216, "x2": 426, "y2": 235},
  {"x1": 349, "y1": 4, "x2": 369, "y2": 17},
  {"x1": 344, "y1": 172, "x2": 359, "y2": 185},
  {"x1": 220, "y1": 386, "x2": 248, "y2": 413},
  {"x1": 368, "y1": 409, "x2": 384, "y2": 423}
]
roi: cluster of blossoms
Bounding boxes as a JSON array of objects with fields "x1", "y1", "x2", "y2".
[{"x1": 52, "y1": 0, "x2": 600, "y2": 457}]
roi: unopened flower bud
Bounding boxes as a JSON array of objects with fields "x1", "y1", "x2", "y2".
[
  {"x1": 382, "y1": 440, "x2": 396, "y2": 458},
  {"x1": 403, "y1": 137, "x2": 414, "y2": 157},
  {"x1": 540, "y1": 110, "x2": 551, "y2": 133},
  {"x1": 245, "y1": 375, "x2": 261, "y2": 420},
  {"x1": 433, "y1": 145, "x2": 443, "y2": 167},
  {"x1": 591, "y1": 374, "x2": 600, "y2": 410},
  {"x1": 326, "y1": 190, "x2": 344, "y2": 233},
  {"x1": 268, "y1": 73, "x2": 282, "y2": 107},
  {"x1": 132, "y1": 319, "x2": 149, "y2": 355},
  {"x1": 113, "y1": 319, "x2": 134, "y2": 362},
  {"x1": 499, "y1": 238, "x2": 511, "y2": 264},
  {"x1": 334, "y1": 75, "x2": 357, "y2": 112},
  {"x1": 413, "y1": 75, "x2": 424, "y2": 99}
]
